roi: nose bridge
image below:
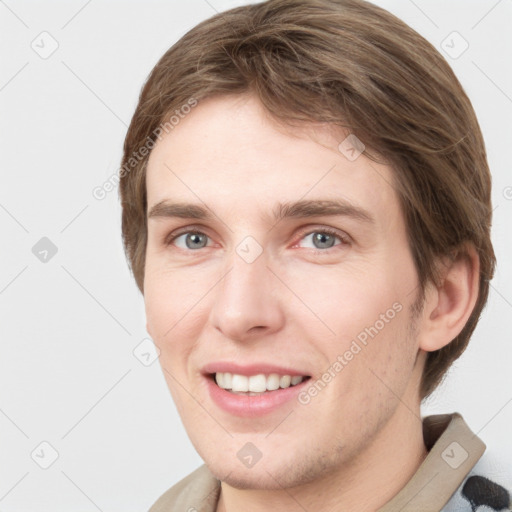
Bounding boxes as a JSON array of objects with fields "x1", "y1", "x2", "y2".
[{"x1": 210, "y1": 241, "x2": 283, "y2": 340}]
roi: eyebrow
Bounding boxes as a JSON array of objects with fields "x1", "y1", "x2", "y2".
[{"x1": 148, "y1": 199, "x2": 374, "y2": 224}]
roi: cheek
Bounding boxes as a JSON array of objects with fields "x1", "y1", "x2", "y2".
[
  {"x1": 144, "y1": 273, "x2": 171, "y2": 338},
  {"x1": 285, "y1": 262, "x2": 404, "y2": 337},
  {"x1": 144, "y1": 256, "x2": 196, "y2": 330},
  {"x1": 144, "y1": 271, "x2": 184, "y2": 356},
  {"x1": 144, "y1": 260, "x2": 213, "y2": 367},
  {"x1": 286, "y1": 260, "x2": 417, "y2": 390}
]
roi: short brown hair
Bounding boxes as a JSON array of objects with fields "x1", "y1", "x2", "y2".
[{"x1": 119, "y1": 0, "x2": 496, "y2": 398}]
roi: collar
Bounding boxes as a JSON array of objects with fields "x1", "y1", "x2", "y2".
[{"x1": 378, "y1": 412, "x2": 485, "y2": 511}]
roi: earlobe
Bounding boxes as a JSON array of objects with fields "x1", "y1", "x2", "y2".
[{"x1": 418, "y1": 244, "x2": 480, "y2": 353}]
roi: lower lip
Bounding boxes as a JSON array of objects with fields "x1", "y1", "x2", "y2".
[{"x1": 204, "y1": 375, "x2": 310, "y2": 417}]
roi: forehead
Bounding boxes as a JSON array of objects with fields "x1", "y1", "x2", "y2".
[{"x1": 145, "y1": 94, "x2": 400, "y2": 227}]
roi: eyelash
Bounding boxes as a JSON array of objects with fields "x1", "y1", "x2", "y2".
[{"x1": 165, "y1": 226, "x2": 350, "y2": 254}]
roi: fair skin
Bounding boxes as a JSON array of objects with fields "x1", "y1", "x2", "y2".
[{"x1": 144, "y1": 93, "x2": 479, "y2": 512}]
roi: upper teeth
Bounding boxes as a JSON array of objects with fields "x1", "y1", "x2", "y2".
[{"x1": 215, "y1": 372, "x2": 305, "y2": 392}]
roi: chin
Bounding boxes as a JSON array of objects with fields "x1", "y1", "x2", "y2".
[
  {"x1": 220, "y1": 466, "x2": 301, "y2": 491},
  {"x1": 206, "y1": 453, "x2": 329, "y2": 492}
]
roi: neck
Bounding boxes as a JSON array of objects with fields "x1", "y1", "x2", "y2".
[{"x1": 216, "y1": 403, "x2": 428, "y2": 512}]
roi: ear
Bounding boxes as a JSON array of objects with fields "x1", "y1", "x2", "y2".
[{"x1": 417, "y1": 244, "x2": 480, "y2": 352}]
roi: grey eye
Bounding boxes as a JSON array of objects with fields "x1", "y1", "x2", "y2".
[
  {"x1": 313, "y1": 232, "x2": 337, "y2": 249},
  {"x1": 174, "y1": 232, "x2": 210, "y2": 250},
  {"x1": 299, "y1": 231, "x2": 341, "y2": 250}
]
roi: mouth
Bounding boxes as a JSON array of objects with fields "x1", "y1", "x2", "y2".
[
  {"x1": 208, "y1": 372, "x2": 311, "y2": 395},
  {"x1": 203, "y1": 369, "x2": 312, "y2": 417},
  {"x1": 200, "y1": 362, "x2": 313, "y2": 416}
]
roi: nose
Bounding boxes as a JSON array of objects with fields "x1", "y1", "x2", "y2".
[{"x1": 209, "y1": 247, "x2": 285, "y2": 342}]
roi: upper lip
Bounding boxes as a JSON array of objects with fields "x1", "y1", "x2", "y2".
[{"x1": 202, "y1": 362, "x2": 311, "y2": 377}]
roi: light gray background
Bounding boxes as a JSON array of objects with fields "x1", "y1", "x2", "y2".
[{"x1": 1, "y1": 0, "x2": 511, "y2": 510}]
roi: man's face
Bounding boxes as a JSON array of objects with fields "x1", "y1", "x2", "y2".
[{"x1": 144, "y1": 94, "x2": 423, "y2": 489}]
